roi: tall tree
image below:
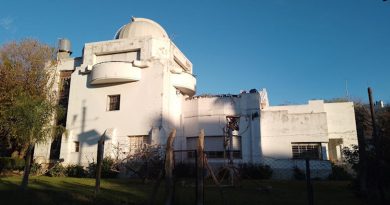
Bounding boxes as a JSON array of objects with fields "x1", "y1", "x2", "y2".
[{"x1": 0, "y1": 39, "x2": 59, "y2": 189}]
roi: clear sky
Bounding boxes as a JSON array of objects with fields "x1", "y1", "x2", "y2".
[{"x1": 1, "y1": 0, "x2": 389, "y2": 105}]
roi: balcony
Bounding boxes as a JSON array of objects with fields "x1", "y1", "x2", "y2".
[
  {"x1": 89, "y1": 61, "x2": 141, "y2": 85},
  {"x1": 171, "y1": 72, "x2": 196, "y2": 96}
]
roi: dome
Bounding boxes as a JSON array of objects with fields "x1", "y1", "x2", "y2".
[{"x1": 115, "y1": 17, "x2": 169, "y2": 40}]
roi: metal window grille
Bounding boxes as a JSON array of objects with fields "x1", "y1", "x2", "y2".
[
  {"x1": 108, "y1": 95, "x2": 120, "y2": 111},
  {"x1": 186, "y1": 136, "x2": 242, "y2": 159},
  {"x1": 292, "y1": 143, "x2": 321, "y2": 160}
]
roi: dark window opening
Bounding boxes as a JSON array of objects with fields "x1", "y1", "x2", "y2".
[
  {"x1": 108, "y1": 95, "x2": 120, "y2": 111},
  {"x1": 74, "y1": 141, "x2": 80, "y2": 152}
]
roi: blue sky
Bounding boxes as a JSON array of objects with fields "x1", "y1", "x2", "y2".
[{"x1": 1, "y1": 0, "x2": 389, "y2": 105}]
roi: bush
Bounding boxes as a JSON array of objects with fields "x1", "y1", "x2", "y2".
[
  {"x1": 87, "y1": 157, "x2": 118, "y2": 178},
  {"x1": 123, "y1": 145, "x2": 164, "y2": 181},
  {"x1": 0, "y1": 157, "x2": 25, "y2": 172},
  {"x1": 328, "y1": 164, "x2": 353, "y2": 180},
  {"x1": 66, "y1": 165, "x2": 86, "y2": 178},
  {"x1": 30, "y1": 163, "x2": 42, "y2": 175},
  {"x1": 239, "y1": 163, "x2": 273, "y2": 179},
  {"x1": 47, "y1": 163, "x2": 66, "y2": 177}
]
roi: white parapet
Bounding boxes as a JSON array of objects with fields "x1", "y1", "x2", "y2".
[
  {"x1": 171, "y1": 72, "x2": 196, "y2": 96},
  {"x1": 89, "y1": 61, "x2": 141, "y2": 85}
]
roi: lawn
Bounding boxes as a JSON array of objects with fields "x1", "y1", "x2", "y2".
[{"x1": 0, "y1": 176, "x2": 364, "y2": 205}]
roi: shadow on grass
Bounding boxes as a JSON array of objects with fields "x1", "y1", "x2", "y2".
[
  {"x1": 0, "y1": 177, "x2": 365, "y2": 205},
  {"x1": 0, "y1": 177, "x2": 151, "y2": 205}
]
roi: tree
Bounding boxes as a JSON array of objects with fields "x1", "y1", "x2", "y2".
[
  {"x1": 345, "y1": 102, "x2": 390, "y2": 204},
  {"x1": 0, "y1": 39, "x2": 59, "y2": 189}
]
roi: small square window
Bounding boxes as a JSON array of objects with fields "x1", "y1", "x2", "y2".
[
  {"x1": 108, "y1": 95, "x2": 120, "y2": 111},
  {"x1": 74, "y1": 141, "x2": 80, "y2": 152}
]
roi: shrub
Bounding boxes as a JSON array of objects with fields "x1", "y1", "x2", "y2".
[
  {"x1": 123, "y1": 145, "x2": 164, "y2": 181},
  {"x1": 0, "y1": 157, "x2": 25, "y2": 172},
  {"x1": 47, "y1": 163, "x2": 66, "y2": 177},
  {"x1": 293, "y1": 166, "x2": 306, "y2": 180},
  {"x1": 327, "y1": 163, "x2": 353, "y2": 180},
  {"x1": 30, "y1": 163, "x2": 42, "y2": 175},
  {"x1": 239, "y1": 163, "x2": 273, "y2": 179},
  {"x1": 87, "y1": 157, "x2": 118, "y2": 178},
  {"x1": 66, "y1": 165, "x2": 86, "y2": 178}
]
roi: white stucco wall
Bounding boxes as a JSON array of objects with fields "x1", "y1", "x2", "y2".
[
  {"x1": 181, "y1": 93, "x2": 262, "y2": 163},
  {"x1": 55, "y1": 32, "x2": 195, "y2": 166},
  {"x1": 324, "y1": 102, "x2": 358, "y2": 147}
]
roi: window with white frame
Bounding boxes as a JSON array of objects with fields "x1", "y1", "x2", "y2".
[{"x1": 291, "y1": 143, "x2": 322, "y2": 160}]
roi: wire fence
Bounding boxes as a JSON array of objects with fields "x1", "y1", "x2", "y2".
[
  {"x1": 169, "y1": 150, "x2": 333, "y2": 205},
  {"x1": 172, "y1": 150, "x2": 332, "y2": 180},
  {"x1": 262, "y1": 157, "x2": 332, "y2": 180}
]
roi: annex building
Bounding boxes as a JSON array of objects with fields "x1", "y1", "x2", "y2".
[{"x1": 34, "y1": 17, "x2": 358, "y2": 178}]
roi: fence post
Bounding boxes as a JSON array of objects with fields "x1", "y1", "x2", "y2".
[
  {"x1": 95, "y1": 132, "x2": 106, "y2": 195},
  {"x1": 305, "y1": 158, "x2": 314, "y2": 205},
  {"x1": 194, "y1": 150, "x2": 198, "y2": 204},
  {"x1": 196, "y1": 129, "x2": 205, "y2": 205}
]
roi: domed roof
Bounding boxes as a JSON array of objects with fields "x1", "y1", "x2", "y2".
[{"x1": 115, "y1": 17, "x2": 169, "y2": 40}]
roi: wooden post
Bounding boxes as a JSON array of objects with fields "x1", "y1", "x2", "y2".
[
  {"x1": 204, "y1": 155, "x2": 226, "y2": 203},
  {"x1": 367, "y1": 87, "x2": 386, "y2": 203},
  {"x1": 164, "y1": 129, "x2": 176, "y2": 205},
  {"x1": 95, "y1": 132, "x2": 105, "y2": 195},
  {"x1": 196, "y1": 129, "x2": 205, "y2": 205}
]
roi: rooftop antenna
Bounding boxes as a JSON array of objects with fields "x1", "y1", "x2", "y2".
[
  {"x1": 170, "y1": 32, "x2": 176, "y2": 41},
  {"x1": 345, "y1": 79, "x2": 350, "y2": 100}
]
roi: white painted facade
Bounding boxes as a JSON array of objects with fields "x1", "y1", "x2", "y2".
[{"x1": 34, "y1": 18, "x2": 358, "y2": 178}]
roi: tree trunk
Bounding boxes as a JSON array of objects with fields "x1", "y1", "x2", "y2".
[
  {"x1": 18, "y1": 143, "x2": 30, "y2": 159},
  {"x1": 20, "y1": 143, "x2": 34, "y2": 190}
]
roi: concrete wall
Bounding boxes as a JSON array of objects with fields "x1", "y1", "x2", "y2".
[
  {"x1": 324, "y1": 102, "x2": 358, "y2": 147},
  {"x1": 181, "y1": 93, "x2": 262, "y2": 163},
  {"x1": 259, "y1": 100, "x2": 358, "y2": 178}
]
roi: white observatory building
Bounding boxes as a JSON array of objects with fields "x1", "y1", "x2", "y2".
[{"x1": 34, "y1": 17, "x2": 358, "y2": 178}]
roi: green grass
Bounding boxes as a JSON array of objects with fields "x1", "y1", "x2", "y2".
[{"x1": 0, "y1": 176, "x2": 364, "y2": 205}]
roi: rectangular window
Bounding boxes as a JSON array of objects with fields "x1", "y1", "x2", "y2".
[
  {"x1": 129, "y1": 135, "x2": 150, "y2": 153},
  {"x1": 292, "y1": 143, "x2": 322, "y2": 160},
  {"x1": 186, "y1": 136, "x2": 242, "y2": 159},
  {"x1": 108, "y1": 95, "x2": 120, "y2": 111},
  {"x1": 74, "y1": 141, "x2": 80, "y2": 152}
]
